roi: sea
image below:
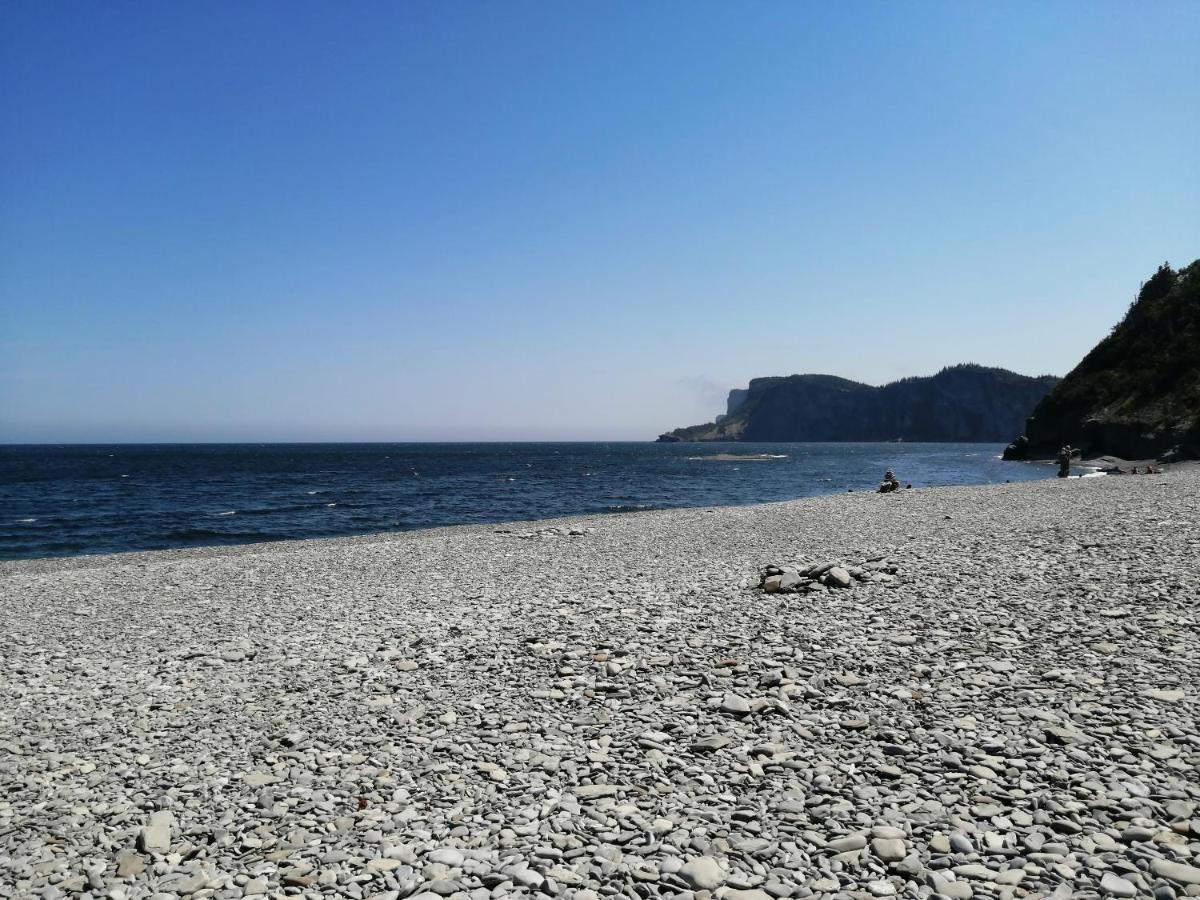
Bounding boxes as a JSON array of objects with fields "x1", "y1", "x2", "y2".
[{"x1": 0, "y1": 442, "x2": 1055, "y2": 561}]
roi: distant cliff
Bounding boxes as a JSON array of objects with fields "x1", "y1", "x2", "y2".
[
  {"x1": 658, "y1": 365, "x2": 1060, "y2": 443},
  {"x1": 1004, "y1": 260, "x2": 1200, "y2": 460}
]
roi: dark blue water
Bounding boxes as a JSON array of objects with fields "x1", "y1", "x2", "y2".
[{"x1": 0, "y1": 443, "x2": 1051, "y2": 560}]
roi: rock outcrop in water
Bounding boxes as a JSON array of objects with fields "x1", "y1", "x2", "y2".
[
  {"x1": 658, "y1": 364, "x2": 1059, "y2": 443},
  {"x1": 1003, "y1": 259, "x2": 1200, "y2": 460}
]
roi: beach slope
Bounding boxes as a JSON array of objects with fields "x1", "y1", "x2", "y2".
[{"x1": 2, "y1": 474, "x2": 1198, "y2": 898}]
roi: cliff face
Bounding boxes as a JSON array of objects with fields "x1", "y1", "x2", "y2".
[
  {"x1": 658, "y1": 365, "x2": 1060, "y2": 442},
  {"x1": 1006, "y1": 260, "x2": 1200, "y2": 460}
]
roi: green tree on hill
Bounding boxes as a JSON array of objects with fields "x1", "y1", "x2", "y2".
[{"x1": 1021, "y1": 258, "x2": 1200, "y2": 457}]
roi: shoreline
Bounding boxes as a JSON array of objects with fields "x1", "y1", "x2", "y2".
[
  {"x1": 1, "y1": 440, "x2": 1086, "y2": 567},
  {"x1": 0, "y1": 474, "x2": 1068, "y2": 576},
  {"x1": 3, "y1": 457, "x2": 1194, "y2": 575},
  {"x1": 2, "y1": 473, "x2": 1198, "y2": 898}
]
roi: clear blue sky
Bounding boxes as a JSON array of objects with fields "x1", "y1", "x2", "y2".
[{"x1": 2, "y1": 1, "x2": 1197, "y2": 442}]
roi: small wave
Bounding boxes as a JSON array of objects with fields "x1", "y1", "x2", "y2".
[
  {"x1": 166, "y1": 528, "x2": 224, "y2": 539},
  {"x1": 213, "y1": 510, "x2": 237, "y2": 517},
  {"x1": 687, "y1": 453, "x2": 786, "y2": 461},
  {"x1": 16, "y1": 517, "x2": 37, "y2": 523},
  {"x1": 158, "y1": 528, "x2": 275, "y2": 542},
  {"x1": 326, "y1": 502, "x2": 337, "y2": 507},
  {"x1": 236, "y1": 502, "x2": 332, "y2": 516},
  {"x1": 605, "y1": 503, "x2": 658, "y2": 513}
]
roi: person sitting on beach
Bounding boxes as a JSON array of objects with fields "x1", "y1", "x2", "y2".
[{"x1": 878, "y1": 469, "x2": 900, "y2": 493}]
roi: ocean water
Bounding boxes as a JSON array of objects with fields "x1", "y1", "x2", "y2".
[{"x1": 0, "y1": 442, "x2": 1054, "y2": 560}]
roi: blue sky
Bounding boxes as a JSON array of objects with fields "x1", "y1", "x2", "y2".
[{"x1": 2, "y1": 1, "x2": 1197, "y2": 441}]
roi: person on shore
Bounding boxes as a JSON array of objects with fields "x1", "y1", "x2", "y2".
[
  {"x1": 1056, "y1": 445, "x2": 1073, "y2": 478},
  {"x1": 878, "y1": 469, "x2": 900, "y2": 493}
]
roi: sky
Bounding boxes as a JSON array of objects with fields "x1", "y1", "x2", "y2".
[{"x1": 2, "y1": 2, "x2": 1198, "y2": 442}]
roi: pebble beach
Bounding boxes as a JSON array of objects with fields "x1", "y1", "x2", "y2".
[{"x1": 2, "y1": 473, "x2": 1198, "y2": 900}]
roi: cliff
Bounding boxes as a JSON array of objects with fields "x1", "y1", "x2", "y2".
[
  {"x1": 1004, "y1": 260, "x2": 1200, "y2": 460},
  {"x1": 658, "y1": 364, "x2": 1060, "y2": 443}
]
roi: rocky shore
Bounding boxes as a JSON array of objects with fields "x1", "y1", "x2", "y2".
[{"x1": 2, "y1": 474, "x2": 1198, "y2": 900}]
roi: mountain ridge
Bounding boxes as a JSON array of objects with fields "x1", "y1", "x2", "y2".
[{"x1": 659, "y1": 364, "x2": 1060, "y2": 443}]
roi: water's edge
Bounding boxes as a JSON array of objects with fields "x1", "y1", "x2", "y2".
[
  {"x1": 0, "y1": 472, "x2": 1080, "y2": 576},
  {"x1": 1, "y1": 442, "x2": 1051, "y2": 561}
]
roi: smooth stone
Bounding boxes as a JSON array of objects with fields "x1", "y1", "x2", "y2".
[
  {"x1": 721, "y1": 695, "x2": 752, "y2": 715},
  {"x1": 574, "y1": 784, "x2": 622, "y2": 798},
  {"x1": 137, "y1": 812, "x2": 173, "y2": 855},
  {"x1": 115, "y1": 853, "x2": 145, "y2": 877},
  {"x1": 953, "y1": 864, "x2": 999, "y2": 881},
  {"x1": 871, "y1": 838, "x2": 907, "y2": 862},
  {"x1": 1152, "y1": 860, "x2": 1200, "y2": 885},
  {"x1": 825, "y1": 567, "x2": 853, "y2": 588},
  {"x1": 1100, "y1": 872, "x2": 1138, "y2": 898},
  {"x1": 950, "y1": 834, "x2": 975, "y2": 854},
  {"x1": 827, "y1": 834, "x2": 868, "y2": 853},
  {"x1": 691, "y1": 735, "x2": 732, "y2": 752},
  {"x1": 427, "y1": 849, "x2": 465, "y2": 867},
  {"x1": 368, "y1": 858, "x2": 403, "y2": 871},
  {"x1": 733, "y1": 838, "x2": 771, "y2": 853},
  {"x1": 678, "y1": 857, "x2": 726, "y2": 890}
]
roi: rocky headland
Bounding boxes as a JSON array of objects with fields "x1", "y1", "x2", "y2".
[
  {"x1": 1005, "y1": 260, "x2": 1200, "y2": 462},
  {"x1": 659, "y1": 366, "x2": 1059, "y2": 444},
  {"x1": 2, "y1": 474, "x2": 1199, "y2": 900}
]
